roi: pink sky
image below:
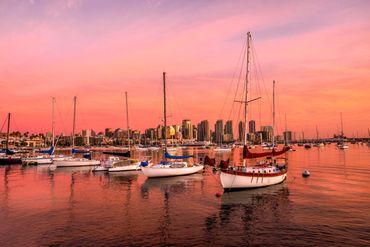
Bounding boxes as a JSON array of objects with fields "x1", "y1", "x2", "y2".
[{"x1": 0, "y1": 0, "x2": 369, "y2": 138}]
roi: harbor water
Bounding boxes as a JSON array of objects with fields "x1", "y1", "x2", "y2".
[{"x1": 1, "y1": 144, "x2": 369, "y2": 246}]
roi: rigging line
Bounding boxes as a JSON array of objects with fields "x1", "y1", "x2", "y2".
[
  {"x1": 0, "y1": 115, "x2": 7, "y2": 133},
  {"x1": 220, "y1": 38, "x2": 247, "y2": 120},
  {"x1": 227, "y1": 39, "x2": 247, "y2": 121},
  {"x1": 251, "y1": 40, "x2": 272, "y2": 119}
]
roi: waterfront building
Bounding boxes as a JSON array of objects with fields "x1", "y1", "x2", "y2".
[
  {"x1": 283, "y1": 131, "x2": 292, "y2": 143},
  {"x1": 224, "y1": 120, "x2": 233, "y2": 142},
  {"x1": 197, "y1": 120, "x2": 210, "y2": 141},
  {"x1": 249, "y1": 120, "x2": 256, "y2": 133},
  {"x1": 238, "y1": 121, "x2": 245, "y2": 142},
  {"x1": 261, "y1": 126, "x2": 273, "y2": 142},
  {"x1": 182, "y1": 119, "x2": 193, "y2": 139},
  {"x1": 215, "y1": 119, "x2": 223, "y2": 144}
]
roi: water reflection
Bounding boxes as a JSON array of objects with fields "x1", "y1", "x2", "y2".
[{"x1": 205, "y1": 184, "x2": 291, "y2": 246}]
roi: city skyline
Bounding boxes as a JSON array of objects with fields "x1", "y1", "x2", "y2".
[{"x1": 1, "y1": 1, "x2": 369, "y2": 138}]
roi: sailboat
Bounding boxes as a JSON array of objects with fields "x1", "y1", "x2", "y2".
[
  {"x1": 141, "y1": 72, "x2": 204, "y2": 178},
  {"x1": 22, "y1": 97, "x2": 58, "y2": 165},
  {"x1": 337, "y1": 112, "x2": 349, "y2": 149},
  {"x1": 53, "y1": 97, "x2": 100, "y2": 167},
  {"x1": 207, "y1": 32, "x2": 290, "y2": 190},
  {"x1": 108, "y1": 92, "x2": 147, "y2": 172},
  {"x1": 313, "y1": 126, "x2": 324, "y2": 147},
  {"x1": 0, "y1": 113, "x2": 22, "y2": 165}
]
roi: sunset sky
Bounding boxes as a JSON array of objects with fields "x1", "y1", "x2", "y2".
[{"x1": 0, "y1": 0, "x2": 369, "y2": 138}]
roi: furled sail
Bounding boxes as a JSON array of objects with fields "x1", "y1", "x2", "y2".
[
  {"x1": 165, "y1": 152, "x2": 193, "y2": 159},
  {"x1": 36, "y1": 146, "x2": 55, "y2": 155},
  {"x1": 243, "y1": 145, "x2": 290, "y2": 159}
]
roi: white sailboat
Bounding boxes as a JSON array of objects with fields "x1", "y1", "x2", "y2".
[
  {"x1": 22, "y1": 97, "x2": 58, "y2": 165},
  {"x1": 107, "y1": 92, "x2": 146, "y2": 172},
  {"x1": 141, "y1": 72, "x2": 204, "y2": 178},
  {"x1": 337, "y1": 112, "x2": 349, "y2": 149},
  {"x1": 54, "y1": 97, "x2": 100, "y2": 167},
  {"x1": 217, "y1": 32, "x2": 290, "y2": 190}
]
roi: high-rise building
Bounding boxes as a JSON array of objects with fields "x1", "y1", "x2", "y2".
[
  {"x1": 249, "y1": 120, "x2": 256, "y2": 133},
  {"x1": 238, "y1": 121, "x2": 245, "y2": 142},
  {"x1": 261, "y1": 126, "x2": 273, "y2": 142},
  {"x1": 197, "y1": 120, "x2": 210, "y2": 141},
  {"x1": 283, "y1": 131, "x2": 292, "y2": 143},
  {"x1": 182, "y1": 119, "x2": 193, "y2": 139},
  {"x1": 215, "y1": 120, "x2": 223, "y2": 144},
  {"x1": 224, "y1": 120, "x2": 233, "y2": 142},
  {"x1": 105, "y1": 128, "x2": 113, "y2": 138}
]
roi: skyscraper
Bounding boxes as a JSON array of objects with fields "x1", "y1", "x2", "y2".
[
  {"x1": 224, "y1": 120, "x2": 233, "y2": 142},
  {"x1": 215, "y1": 119, "x2": 223, "y2": 144},
  {"x1": 197, "y1": 120, "x2": 210, "y2": 141},
  {"x1": 249, "y1": 120, "x2": 256, "y2": 133},
  {"x1": 238, "y1": 121, "x2": 245, "y2": 142},
  {"x1": 182, "y1": 119, "x2": 193, "y2": 139}
]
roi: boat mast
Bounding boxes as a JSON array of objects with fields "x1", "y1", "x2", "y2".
[
  {"x1": 272, "y1": 80, "x2": 275, "y2": 148},
  {"x1": 284, "y1": 113, "x2": 287, "y2": 146},
  {"x1": 340, "y1": 112, "x2": 344, "y2": 137},
  {"x1": 52, "y1": 97, "x2": 55, "y2": 147},
  {"x1": 125, "y1": 92, "x2": 130, "y2": 150},
  {"x1": 316, "y1": 125, "x2": 319, "y2": 142},
  {"x1": 72, "y1": 96, "x2": 77, "y2": 149},
  {"x1": 163, "y1": 72, "x2": 167, "y2": 161},
  {"x1": 242, "y1": 32, "x2": 251, "y2": 166},
  {"x1": 5, "y1": 113, "x2": 10, "y2": 150}
]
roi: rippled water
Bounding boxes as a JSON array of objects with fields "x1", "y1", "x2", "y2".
[{"x1": 1, "y1": 144, "x2": 369, "y2": 246}]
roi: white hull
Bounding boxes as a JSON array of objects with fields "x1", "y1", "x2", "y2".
[
  {"x1": 109, "y1": 164, "x2": 141, "y2": 172},
  {"x1": 220, "y1": 170, "x2": 286, "y2": 189},
  {"x1": 54, "y1": 158, "x2": 100, "y2": 167},
  {"x1": 214, "y1": 148, "x2": 231, "y2": 152},
  {"x1": 22, "y1": 157, "x2": 53, "y2": 164},
  {"x1": 142, "y1": 164, "x2": 204, "y2": 178}
]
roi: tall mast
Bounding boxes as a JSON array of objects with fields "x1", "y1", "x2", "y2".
[
  {"x1": 272, "y1": 80, "x2": 275, "y2": 147},
  {"x1": 243, "y1": 32, "x2": 251, "y2": 147},
  {"x1": 72, "y1": 96, "x2": 77, "y2": 149},
  {"x1": 52, "y1": 97, "x2": 55, "y2": 147},
  {"x1": 242, "y1": 32, "x2": 251, "y2": 167},
  {"x1": 5, "y1": 113, "x2": 11, "y2": 150},
  {"x1": 284, "y1": 113, "x2": 287, "y2": 146},
  {"x1": 163, "y1": 72, "x2": 167, "y2": 159},
  {"x1": 125, "y1": 91, "x2": 130, "y2": 150},
  {"x1": 316, "y1": 125, "x2": 319, "y2": 141},
  {"x1": 340, "y1": 112, "x2": 344, "y2": 137}
]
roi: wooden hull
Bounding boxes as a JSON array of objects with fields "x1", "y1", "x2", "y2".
[{"x1": 220, "y1": 170, "x2": 287, "y2": 189}]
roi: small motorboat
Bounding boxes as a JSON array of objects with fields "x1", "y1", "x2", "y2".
[{"x1": 302, "y1": 170, "x2": 310, "y2": 177}]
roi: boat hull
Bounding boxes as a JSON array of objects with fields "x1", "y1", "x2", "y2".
[
  {"x1": 142, "y1": 165, "x2": 204, "y2": 178},
  {"x1": 0, "y1": 157, "x2": 22, "y2": 165},
  {"x1": 220, "y1": 170, "x2": 287, "y2": 189},
  {"x1": 54, "y1": 159, "x2": 100, "y2": 167},
  {"x1": 22, "y1": 157, "x2": 53, "y2": 165},
  {"x1": 109, "y1": 164, "x2": 141, "y2": 172}
]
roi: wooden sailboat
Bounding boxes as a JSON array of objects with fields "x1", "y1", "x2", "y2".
[
  {"x1": 53, "y1": 97, "x2": 100, "y2": 167},
  {"x1": 206, "y1": 32, "x2": 290, "y2": 190},
  {"x1": 141, "y1": 72, "x2": 204, "y2": 178},
  {"x1": 0, "y1": 113, "x2": 22, "y2": 165}
]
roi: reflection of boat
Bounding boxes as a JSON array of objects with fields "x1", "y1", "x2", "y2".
[
  {"x1": 221, "y1": 183, "x2": 287, "y2": 205},
  {"x1": 141, "y1": 73, "x2": 204, "y2": 178},
  {"x1": 142, "y1": 173, "x2": 203, "y2": 191}
]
